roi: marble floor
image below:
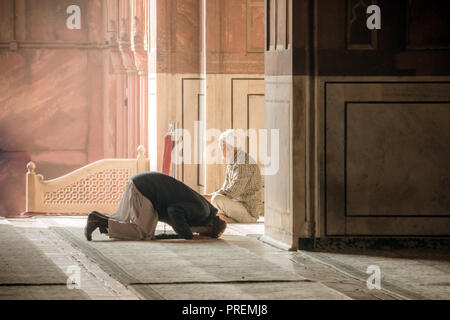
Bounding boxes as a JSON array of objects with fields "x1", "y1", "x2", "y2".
[{"x1": 0, "y1": 216, "x2": 448, "y2": 300}]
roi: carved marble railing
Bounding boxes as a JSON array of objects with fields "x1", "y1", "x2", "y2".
[{"x1": 25, "y1": 146, "x2": 149, "y2": 215}]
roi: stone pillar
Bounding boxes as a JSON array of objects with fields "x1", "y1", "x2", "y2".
[
  {"x1": 118, "y1": 0, "x2": 139, "y2": 158},
  {"x1": 131, "y1": 0, "x2": 149, "y2": 156},
  {"x1": 108, "y1": 18, "x2": 127, "y2": 159},
  {"x1": 263, "y1": 0, "x2": 314, "y2": 250},
  {"x1": 148, "y1": 0, "x2": 157, "y2": 170},
  {"x1": 105, "y1": 0, "x2": 149, "y2": 160}
]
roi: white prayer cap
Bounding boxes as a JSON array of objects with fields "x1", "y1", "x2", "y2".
[{"x1": 218, "y1": 129, "x2": 243, "y2": 149}]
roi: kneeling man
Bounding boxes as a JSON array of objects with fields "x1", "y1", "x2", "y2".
[
  {"x1": 85, "y1": 172, "x2": 227, "y2": 241},
  {"x1": 205, "y1": 130, "x2": 263, "y2": 223}
]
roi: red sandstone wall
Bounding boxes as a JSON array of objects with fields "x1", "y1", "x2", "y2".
[
  {"x1": 0, "y1": 0, "x2": 106, "y2": 216},
  {"x1": 204, "y1": 0, "x2": 264, "y2": 74}
]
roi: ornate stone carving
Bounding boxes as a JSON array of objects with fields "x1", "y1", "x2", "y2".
[
  {"x1": 25, "y1": 145, "x2": 149, "y2": 214},
  {"x1": 43, "y1": 168, "x2": 131, "y2": 205}
]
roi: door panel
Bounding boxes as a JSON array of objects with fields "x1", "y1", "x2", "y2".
[
  {"x1": 181, "y1": 78, "x2": 205, "y2": 193},
  {"x1": 325, "y1": 81, "x2": 450, "y2": 236},
  {"x1": 231, "y1": 78, "x2": 265, "y2": 215}
]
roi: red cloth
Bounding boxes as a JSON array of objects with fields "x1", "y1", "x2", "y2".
[{"x1": 162, "y1": 134, "x2": 174, "y2": 175}]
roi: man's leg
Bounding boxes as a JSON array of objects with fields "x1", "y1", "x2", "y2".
[
  {"x1": 108, "y1": 182, "x2": 158, "y2": 240},
  {"x1": 85, "y1": 211, "x2": 109, "y2": 241},
  {"x1": 85, "y1": 180, "x2": 139, "y2": 241},
  {"x1": 85, "y1": 181, "x2": 158, "y2": 241},
  {"x1": 211, "y1": 194, "x2": 257, "y2": 223}
]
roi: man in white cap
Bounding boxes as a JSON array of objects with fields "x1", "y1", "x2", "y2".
[{"x1": 204, "y1": 129, "x2": 263, "y2": 223}]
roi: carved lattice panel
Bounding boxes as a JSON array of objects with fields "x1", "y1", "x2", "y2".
[{"x1": 44, "y1": 168, "x2": 131, "y2": 205}]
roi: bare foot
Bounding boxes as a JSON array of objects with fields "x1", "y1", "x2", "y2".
[{"x1": 217, "y1": 212, "x2": 237, "y2": 224}]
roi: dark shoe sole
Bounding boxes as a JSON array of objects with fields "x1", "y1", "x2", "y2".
[
  {"x1": 84, "y1": 225, "x2": 92, "y2": 241},
  {"x1": 85, "y1": 212, "x2": 102, "y2": 241}
]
